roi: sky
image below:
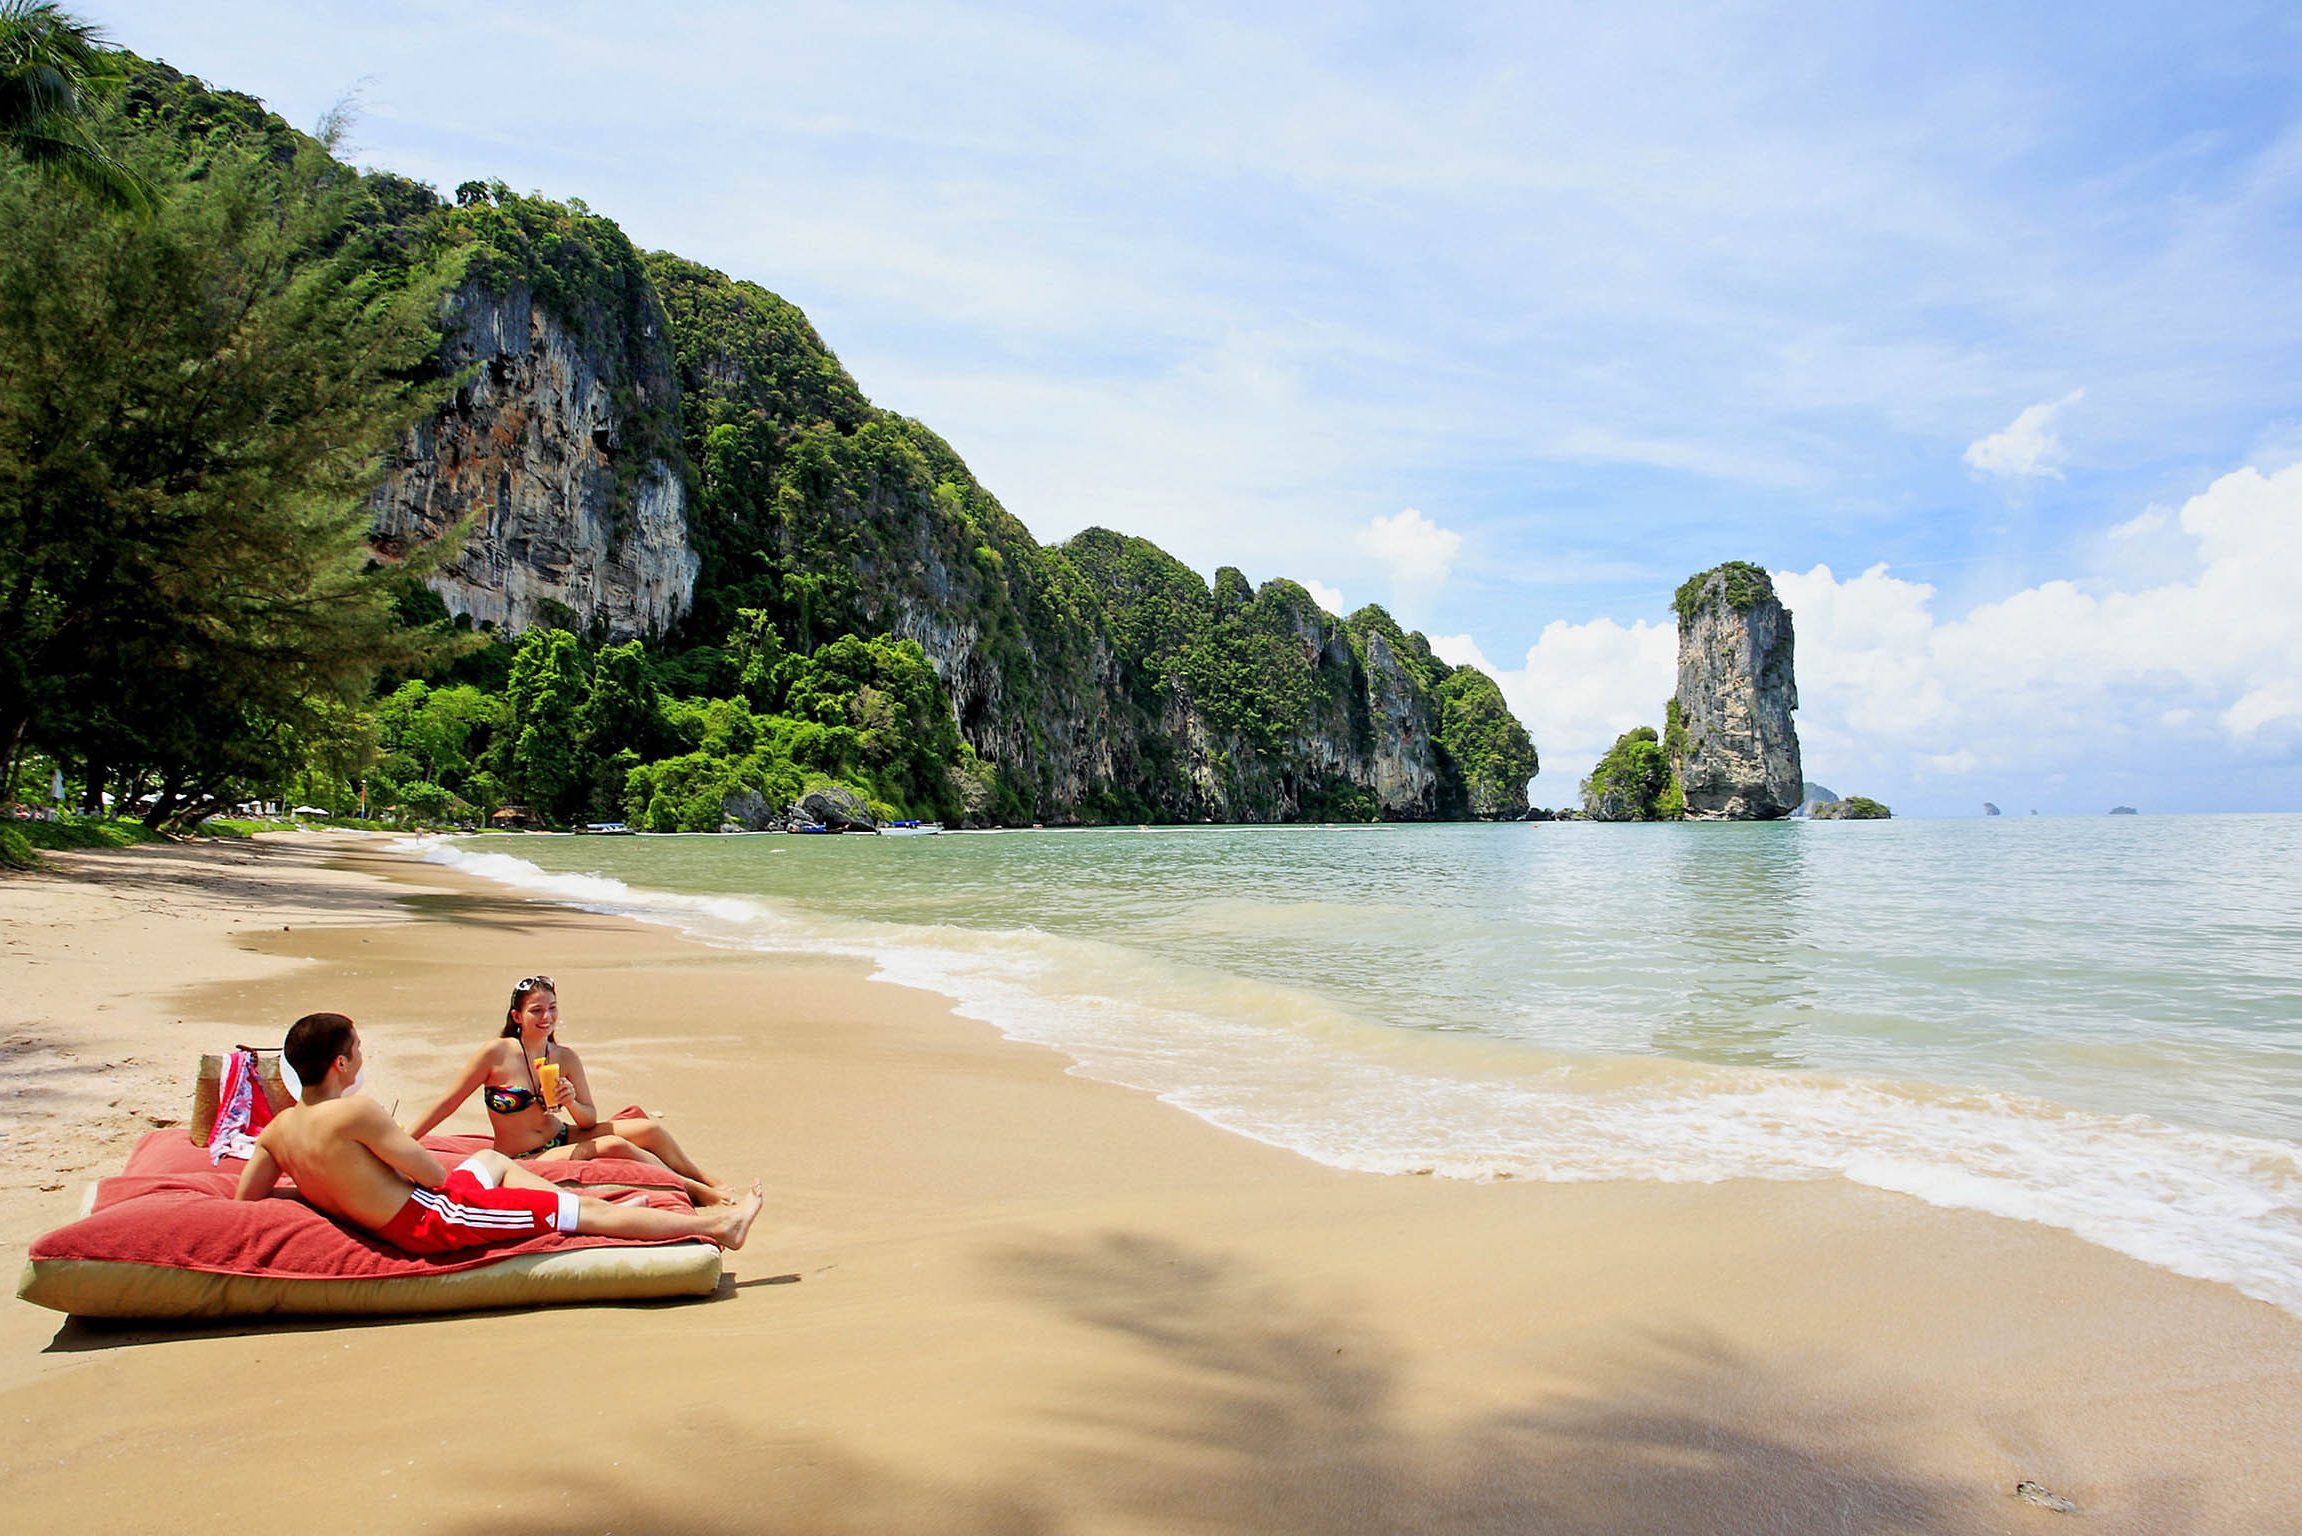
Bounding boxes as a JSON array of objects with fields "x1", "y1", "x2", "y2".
[{"x1": 86, "y1": 1, "x2": 2302, "y2": 814}]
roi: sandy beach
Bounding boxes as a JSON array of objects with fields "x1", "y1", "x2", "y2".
[{"x1": 4, "y1": 834, "x2": 2300, "y2": 1534}]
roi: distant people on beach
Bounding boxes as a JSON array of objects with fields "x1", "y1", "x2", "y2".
[
  {"x1": 403, "y1": 974, "x2": 735, "y2": 1205},
  {"x1": 236, "y1": 1012, "x2": 760, "y2": 1254}
]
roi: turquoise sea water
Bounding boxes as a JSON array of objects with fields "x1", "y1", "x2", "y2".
[{"x1": 419, "y1": 814, "x2": 2302, "y2": 1314}]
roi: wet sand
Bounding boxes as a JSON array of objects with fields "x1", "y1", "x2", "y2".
[{"x1": 4, "y1": 833, "x2": 2299, "y2": 1534}]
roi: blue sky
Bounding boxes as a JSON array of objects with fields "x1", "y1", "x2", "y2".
[{"x1": 88, "y1": 1, "x2": 2302, "y2": 813}]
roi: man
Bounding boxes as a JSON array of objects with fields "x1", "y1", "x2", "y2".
[{"x1": 234, "y1": 1012, "x2": 761, "y2": 1254}]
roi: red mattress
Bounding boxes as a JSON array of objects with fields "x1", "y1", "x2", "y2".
[{"x1": 17, "y1": 1126, "x2": 725, "y2": 1318}]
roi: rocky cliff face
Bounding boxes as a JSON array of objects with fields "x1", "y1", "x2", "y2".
[
  {"x1": 647, "y1": 248, "x2": 1527, "y2": 823},
  {"x1": 363, "y1": 228, "x2": 1527, "y2": 823},
  {"x1": 1158, "y1": 599, "x2": 1456, "y2": 823},
  {"x1": 1669, "y1": 562, "x2": 1802, "y2": 819},
  {"x1": 1811, "y1": 796, "x2": 1889, "y2": 819},
  {"x1": 369, "y1": 279, "x2": 699, "y2": 641},
  {"x1": 846, "y1": 578, "x2": 1460, "y2": 823},
  {"x1": 1352, "y1": 623, "x2": 1449, "y2": 816}
]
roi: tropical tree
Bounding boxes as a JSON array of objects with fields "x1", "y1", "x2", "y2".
[
  {"x1": 1433, "y1": 668, "x2": 1538, "y2": 818},
  {"x1": 497, "y1": 630, "x2": 590, "y2": 822},
  {"x1": 0, "y1": 115, "x2": 462, "y2": 827},
  {"x1": 0, "y1": 2, "x2": 154, "y2": 214}
]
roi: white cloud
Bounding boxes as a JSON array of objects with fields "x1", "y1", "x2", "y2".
[
  {"x1": 2108, "y1": 507, "x2": 2167, "y2": 540},
  {"x1": 1357, "y1": 508, "x2": 1462, "y2": 589},
  {"x1": 2226, "y1": 684, "x2": 2302, "y2": 740},
  {"x1": 1302, "y1": 579, "x2": 1346, "y2": 616},
  {"x1": 1427, "y1": 633, "x2": 1492, "y2": 673},
  {"x1": 1433, "y1": 460, "x2": 2302, "y2": 809},
  {"x1": 1446, "y1": 616, "x2": 1678, "y2": 794},
  {"x1": 1963, "y1": 388, "x2": 2085, "y2": 478},
  {"x1": 1779, "y1": 460, "x2": 2302, "y2": 795}
]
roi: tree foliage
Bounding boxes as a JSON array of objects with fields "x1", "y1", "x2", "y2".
[
  {"x1": 1434, "y1": 668, "x2": 1538, "y2": 818},
  {"x1": 0, "y1": 2, "x2": 155, "y2": 215},
  {"x1": 0, "y1": 98, "x2": 462, "y2": 827},
  {"x1": 1581, "y1": 726, "x2": 1683, "y2": 822},
  {"x1": 1673, "y1": 560, "x2": 1776, "y2": 625}
]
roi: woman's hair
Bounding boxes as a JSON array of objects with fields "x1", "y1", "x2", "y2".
[{"x1": 500, "y1": 975, "x2": 557, "y2": 1038}]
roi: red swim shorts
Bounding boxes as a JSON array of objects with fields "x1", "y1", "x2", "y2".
[{"x1": 374, "y1": 1159, "x2": 578, "y2": 1255}]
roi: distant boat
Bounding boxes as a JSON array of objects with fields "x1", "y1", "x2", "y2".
[
  {"x1": 580, "y1": 821, "x2": 632, "y2": 834},
  {"x1": 879, "y1": 821, "x2": 943, "y2": 836}
]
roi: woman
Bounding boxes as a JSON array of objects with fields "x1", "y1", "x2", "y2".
[{"x1": 405, "y1": 974, "x2": 732, "y2": 1206}]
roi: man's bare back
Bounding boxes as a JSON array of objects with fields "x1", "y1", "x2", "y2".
[{"x1": 239, "y1": 1093, "x2": 444, "y2": 1230}]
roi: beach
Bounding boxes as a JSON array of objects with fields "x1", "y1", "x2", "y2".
[{"x1": 5, "y1": 834, "x2": 2301, "y2": 1534}]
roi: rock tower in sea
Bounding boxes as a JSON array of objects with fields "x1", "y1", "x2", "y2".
[{"x1": 1668, "y1": 562, "x2": 1803, "y2": 820}]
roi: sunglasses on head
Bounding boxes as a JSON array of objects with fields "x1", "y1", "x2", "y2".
[{"x1": 515, "y1": 974, "x2": 555, "y2": 993}]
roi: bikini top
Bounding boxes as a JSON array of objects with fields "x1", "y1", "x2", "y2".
[{"x1": 483, "y1": 1083, "x2": 542, "y2": 1114}]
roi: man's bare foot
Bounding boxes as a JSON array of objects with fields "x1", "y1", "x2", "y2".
[{"x1": 708, "y1": 1180, "x2": 765, "y2": 1249}]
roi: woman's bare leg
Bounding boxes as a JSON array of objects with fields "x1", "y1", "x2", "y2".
[
  {"x1": 598, "y1": 1116, "x2": 720, "y2": 1191},
  {"x1": 535, "y1": 1134, "x2": 731, "y2": 1206}
]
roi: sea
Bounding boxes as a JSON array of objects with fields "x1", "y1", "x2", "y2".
[{"x1": 414, "y1": 814, "x2": 2302, "y2": 1316}]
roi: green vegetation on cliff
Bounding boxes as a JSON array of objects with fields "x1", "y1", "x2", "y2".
[
  {"x1": 1578, "y1": 694, "x2": 1690, "y2": 822},
  {"x1": 1673, "y1": 560, "x2": 1775, "y2": 624},
  {"x1": 633, "y1": 252, "x2": 1534, "y2": 825},
  {"x1": 1432, "y1": 656, "x2": 1539, "y2": 817},
  {"x1": 446, "y1": 185, "x2": 687, "y2": 526},
  {"x1": 1, "y1": 33, "x2": 1542, "y2": 832},
  {"x1": 1581, "y1": 725, "x2": 1684, "y2": 822}
]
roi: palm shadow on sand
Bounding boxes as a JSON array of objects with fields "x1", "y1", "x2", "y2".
[{"x1": 444, "y1": 1227, "x2": 2185, "y2": 1535}]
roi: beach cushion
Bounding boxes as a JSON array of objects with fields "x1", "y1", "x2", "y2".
[{"x1": 16, "y1": 1129, "x2": 723, "y2": 1320}]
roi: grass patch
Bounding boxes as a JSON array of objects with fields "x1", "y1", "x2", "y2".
[
  {"x1": 198, "y1": 817, "x2": 297, "y2": 838},
  {"x1": 0, "y1": 825, "x2": 37, "y2": 871},
  {"x1": 14, "y1": 816, "x2": 163, "y2": 851}
]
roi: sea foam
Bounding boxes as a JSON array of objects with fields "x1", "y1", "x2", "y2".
[{"x1": 410, "y1": 834, "x2": 2302, "y2": 1317}]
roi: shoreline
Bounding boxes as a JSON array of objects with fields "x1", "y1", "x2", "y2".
[
  {"x1": 418, "y1": 819, "x2": 2302, "y2": 1320},
  {"x1": 5, "y1": 833, "x2": 2301, "y2": 1533}
]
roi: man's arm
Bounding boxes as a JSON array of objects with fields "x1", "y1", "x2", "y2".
[
  {"x1": 232, "y1": 1140, "x2": 282, "y2": 1202},
  {"x1": 348, "y1": 1097, "x2": 452, "y2": 1189}
]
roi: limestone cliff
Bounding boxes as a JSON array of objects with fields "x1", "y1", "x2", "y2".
[
  {"x1": 369, "y1": 277, "x2": 699, "y2": 641},
  {"x1": 648, "y1": 254, "x2": 1534, "y2": 824},
  {"x1": 104, "y1": 60, "x2": 1536, "y2": 826},
  {"x1": 1091, "y1": 576, "x2": 1468, "y2": 823},
  {"x1": 1669, "y1": 562, "x2": 1802, "y2": 820}
]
